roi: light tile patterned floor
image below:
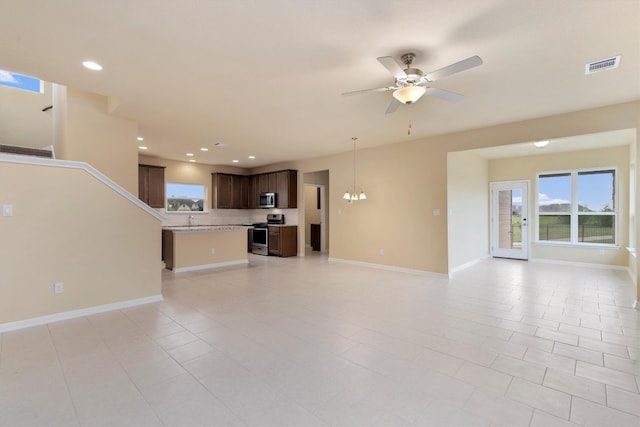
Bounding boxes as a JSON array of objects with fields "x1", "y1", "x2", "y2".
[{"x1": 1, "y1": 255, "x2": 639, "y2": 426}]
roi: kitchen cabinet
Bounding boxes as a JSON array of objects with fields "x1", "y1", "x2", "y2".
[
  {"x1": 268, "y1": 225, "x2": 297, "y2": 257},
  {"x1": 248, "y1": 175, "x2": 259, "y2": 209},
  {"x1": 212, "y1": 173, "x2": 246, "y2": 209},
  {"x1": 213, "y1": 169, "x2": 298, "y2": 209},
  {"x1": 256, "y1": 172, "x2": 277, "y2": 193},
  {"x1": 276, "y1": 170, "x2": 297, "y2": 208},
  {"x1": 212, "y1": 173, "x2": 232, "y2": 209},
  {"x1": 240, "y1": 176, "x2": 250, "y2": 209},
  {"x1": 138, "y1": 164, "x2": 165, "y2": 208},
  {"x1": 268, "y1": 173, "x2": 277, "y2": 192},
  {"x1": 258, "y1": 174, "x2": 269, "y2": 193},
  {"x1": 310, "y1": 223, "x2": 321, "y2": 251}
]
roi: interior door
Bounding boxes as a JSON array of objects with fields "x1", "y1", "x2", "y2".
[{"x1": 491, "y1": 181, "x2": 529, "y2": 260}]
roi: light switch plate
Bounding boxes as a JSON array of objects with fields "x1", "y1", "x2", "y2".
[{"x1": 2, "y1": 204, "x2": 13, "y2": 217}]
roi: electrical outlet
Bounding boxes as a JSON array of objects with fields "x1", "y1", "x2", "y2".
[
  {"x1": 53, "y1": 282, "x2": 64, "y2": 294},
  {"x1": 2, "y1": 204, "x2": 12, "y2": 217},
  {"x1": 379, "y1": 248, "x2": 384, "y2": 256},
  {"x1": 211, "y1": 248, "x2": 216, "y2": 255}
]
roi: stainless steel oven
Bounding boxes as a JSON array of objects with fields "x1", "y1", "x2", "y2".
[
  {"x1": 251, "y1": 214, "x2": 285, "y2": 256},
  {"x1": 251, "y1": 223, "x2": 269, "y2": 255}
]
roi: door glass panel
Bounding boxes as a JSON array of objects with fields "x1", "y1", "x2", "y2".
[{"x1": 497, "y1": 189, "x2": 522, "y2": 250}]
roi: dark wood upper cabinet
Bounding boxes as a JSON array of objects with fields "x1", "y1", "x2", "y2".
[
  {"x1": 212, "y1": 169, "x2": 297, "y2": 209},
  {"x1": 268, "y1": 173, "x2": 277, "y2": 193},
  {"x1": 239, "y1": 176, "x2": 250, "y2": 209},
  {"x1": 276, "y1": 170, "x2": 297, "y2": 208},
  {"x1": 138, "y1": 164, "x2": 165, "y2": 208},
  {"x1": 259, "y1": 174, "x2": 269, "y2": 193},
  {"x1": 248, "y1": 175, "x2": 259, "y2": 209},
  {"x1": 212, "y1": 173, "x2": 233, "y2": 209}
]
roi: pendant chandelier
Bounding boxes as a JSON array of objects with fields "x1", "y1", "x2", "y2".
[{"x1": 343, "y1": 137, "x2": 367, "y2": 203}]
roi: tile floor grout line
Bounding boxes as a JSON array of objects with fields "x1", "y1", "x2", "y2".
[{"x1": 46, "y1": 321, "x2": 84, "y2": 426}]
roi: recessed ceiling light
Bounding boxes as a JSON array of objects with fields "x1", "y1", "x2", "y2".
[
  {"x1": 138, "y1": 146, "x2": 148, "y2": 150},
  {"x1": 232, "y1": 160, "x2": 239, "y2": 163},
  {"x1": 189, "y1": 159, "x2": 196, "y2": 163},
  {"x1": 137, "y1": 137, "x2": 144, "y2": 141},
  {"x1": 82, "y1": 61, "x2": 103, "y2": 71},
  {"x1": 533, "y1": 140, "x2": 549, "y2": 148},
  {"x1": 200, "y1": 148, "x2": 209, "y2": 152},
  {"x1": 186, "y1": 153, "x2": 194, "y2": 156},
  {"x1": 248, "y1": 155, "x2": 255, "y2": 159}
]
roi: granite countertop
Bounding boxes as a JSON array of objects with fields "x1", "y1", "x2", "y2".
[{"x1": 163, "y1": 224, "x2": 251, "y2": 232}]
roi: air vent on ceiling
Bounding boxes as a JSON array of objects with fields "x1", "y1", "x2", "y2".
[{"x1": 585, "y1": 56, "x2": 620, "y2": 75}]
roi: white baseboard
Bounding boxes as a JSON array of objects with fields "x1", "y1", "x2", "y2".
[
  {"x1": 449, "y1": 255, "x2": 491, "y2": 278},
  {"x1": 529, "y1": 257, "x2": 629, "y2": 271},
  {"x1": 328, "y1": 257, "x2": 448, "y2": 279},
  {"x1": 172, "y1": 259, "x2": 248, "y2": 273},
  {"x1": 0, "y1": 294, "x2": 163, "y2": 333}
]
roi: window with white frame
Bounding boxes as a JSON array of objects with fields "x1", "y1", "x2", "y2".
[
  {"x1": 0, "y1": 70, "x2": 43, "y2": 93},
  {"x1": 166, "y1": 182, "x2": 206, "y2": 212},
  {"x1": 537, "y1": 169, "x2": 616, "y2": 245}
]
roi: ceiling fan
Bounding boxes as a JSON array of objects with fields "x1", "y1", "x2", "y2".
[{"x1": 342, "y1": 52, "x2": 483, "y2": 113}]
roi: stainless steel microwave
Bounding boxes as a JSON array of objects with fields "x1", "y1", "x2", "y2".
[{"x1": 259, "y1": 192, "x2": 276, "y2": 208}]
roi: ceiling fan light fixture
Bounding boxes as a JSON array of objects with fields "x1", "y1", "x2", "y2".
[{"x1": 393, "y1": 86, "x2": 426, "y2": 104}]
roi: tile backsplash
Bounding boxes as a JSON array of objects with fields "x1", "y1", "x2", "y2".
[{"x1": 160, "y1": 208, "x2": 298, "y2": 226}]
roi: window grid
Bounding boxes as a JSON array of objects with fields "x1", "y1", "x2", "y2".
[{"x1": 537, "y1": 168, "x2": 616, "y2": 246}]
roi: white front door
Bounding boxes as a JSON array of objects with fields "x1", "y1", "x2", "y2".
[{"x1": 491, "y1": 181, "x2": 529, "y2": 260}]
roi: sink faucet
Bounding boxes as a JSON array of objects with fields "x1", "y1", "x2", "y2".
[{"x1": 188, "y1": 215, "x2": 195, "y2": 226}]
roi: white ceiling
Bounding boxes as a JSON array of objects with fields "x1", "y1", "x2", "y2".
[
  {"x1": 470, "y1": 128, "x2": 636, "y2": 159},
  {"x1": 1, "y1": 0, "x2": 639, "y2": 167}
]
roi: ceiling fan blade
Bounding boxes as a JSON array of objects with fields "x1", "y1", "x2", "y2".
[
  {"x1": 426, "y1": 55, "x2": 483, "y2": 82},
  {"x1": 341, "y1": 86, "x2": 394, "y2": 96},
  {"x1": 377, "y1": 56, "x2": 407, "y2": 79},
  {"x1": 425, "y1": 87, "x2": 464, "y2": 102},
  {"x1": 385, "y1": 99, "x2": 401, "y2": 114}
]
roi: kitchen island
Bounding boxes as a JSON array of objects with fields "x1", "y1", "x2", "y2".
[{"x1": 163, "y1": 226, "x2": 249, "y2": 272}]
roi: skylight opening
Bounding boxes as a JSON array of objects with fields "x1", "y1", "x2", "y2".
[{"x1": 0, "y1": 70, "x2": 43, "y2": 93}]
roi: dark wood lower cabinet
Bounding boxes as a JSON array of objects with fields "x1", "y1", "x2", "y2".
[
  {"x1": 310, "y1": 224, "x2": 321, "y2": 251},
  {"x1": 268, "y1": 226, "x2": 297, "y2": 257}
]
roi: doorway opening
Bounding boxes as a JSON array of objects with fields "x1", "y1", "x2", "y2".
[{"x1": 491, "y1": 180, "x2": 529, "y2": 260}]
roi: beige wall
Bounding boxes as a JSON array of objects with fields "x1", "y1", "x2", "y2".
[
  {"x1": 0, "y1": 161, "x2": 162, "y2": 325},
  {"x1": 489, "y1": 145, "x2": 630, "y2": 266},
  {"x1": 249, "y1": 101, "x2": 639, "y2": 280},
  {"x1": 447, "y1": 151, "x2": 489, "y2": 271},
  {"x1": 53, "y1": 85, "x2": 139, "y2": 194},
  {"x1": 0, "y1": 81, "x2": 52, "y2": 148}
]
